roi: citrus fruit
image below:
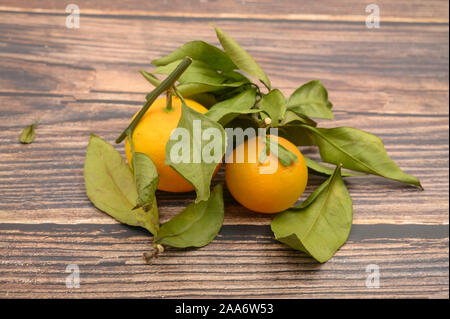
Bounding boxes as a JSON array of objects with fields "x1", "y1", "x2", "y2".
[
  {"x1": 225, "y1": 135, "x2": 308, "y2": 213},
  {"x1": 125, "y1": 96, "x2": 209, "y2": 192}
]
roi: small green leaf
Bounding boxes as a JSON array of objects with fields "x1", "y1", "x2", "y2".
[
  {"x1": 175, "y1": 82, "x2": 223, "y2": 97},
  {"x1": 84, "y1": 134, "x2": 159, "y2": 235},
  {"x1": 280, "y1": 110, "x2": 317, "y2": 127},
  {"x1": 304, "y1": 156, "x2": 363, "y2": 177},
  {"x1": 302, "y1": 125, "x2": 422, "y2": 188},
  {"x1": 259, "y1": 137, "x2": 298, "y2": 166},
  {"x1": 189, "y1": 93, "x2": 217, "y2": 108},
  {"x1": 133, "y1": 153, "x2": 159, "y2": 210},
  {"x1": 287, "y1": 80, "x2": 334, "y2": 120},
  {"x1": 155, "y1": 60, "x2": 234, "y2": 86},
  {"x1": 128, "y1": 132, "x2": 159, "y2": 211},
  {"x1": 224, "y1": 115, "x2": 260, "y2": 133},
  {"x1": 270, "y1": 138, "x2": 298, "y2": 166},
  {"x1": 221, "y1": 70, "x2": 251, "y2": 84},
  {"x1": 278, "y1": 124, "x2": 317, "y2": 146},
  {"x1": 271, "y1": 165, "x2": 353, "y2": 263},
  {"x1": 259, "y1": 89, "x2": 287, "y2": 126},
  {"x1": 166, "y1": 103, "x2": 226, "y2": 203},
  {"x1": 214, "y1": 25, "x2": 271, "y2": 90},
  {"x1": 140, "y1": 71, "x2": 202, "y2": 100},
  {"x1": 293, "y1": 178, "x2": 332, "y2": 210},
  {"x1": 140, "y1": 70, "x2": 220, "y2": 99},
  {"x1": 156, "y1": 184, "x2": 224, "y2": 248},
  {"x1": 206, "y1": 88, "x2": 258, "y2": 126},
  {"x1": 258, "y1": 148, "x2": 268, "y2": 164},
  {"x1": 167, "y1": 82, "x2": 246, "y2": 99},
  {"x1": 152, "y1": 40, "x2": 236, "y2": 72},
  {"x1": 278, "y1": 112, "x2": 317, "y2": 147},
  {"x1": 154, "y1": 60, "x2": 248, "y2": 100},
  {"x1": 139, "y1": 70, "x2": 161, "y2": 87},
  {"x1": 144, "y1": 82, "x2": 224, "y2": 100},
  {"x1": 19, "y1": 120, "x2": 38, "y2": 144}
]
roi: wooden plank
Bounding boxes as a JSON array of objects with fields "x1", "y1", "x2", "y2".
[
  {"x1": 0, "y1": 0, "x2": 448, "y2": 23},
  {"x1": 0, "y1": 13, "x2": 448, "y2": 116},
  {"x1": 0, "y1": 223, "x2": 448, "y2": 298}
]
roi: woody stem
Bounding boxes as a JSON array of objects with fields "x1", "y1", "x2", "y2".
[{"x1": 115, "y1": 57, "x2": 192, "y2": 144}]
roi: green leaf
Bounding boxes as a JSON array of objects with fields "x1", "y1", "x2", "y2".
[
  {"x1": 84, "y1": 134, "x2": 159, "y2": 235},
  {"x1": 140, "y1": 71, "x2": 209, "y2": 100},
  {"x1": 294, "y1": 178, "x2": 332, "y2": 210},
  {"x1": 221, "y1": 70, "x2": 251, "y2": 84},
  {"x1": 258, "y1": 148, "x2": 268, "y2": 165},
  {"x1": 142, "y1": 60, "x2": 242, "y2": 99},
  {"x1": 271, "y1": 138, "x2": 298, "y2": 166},
  {"x1": 174, "y1": 83, "x2": 224, "y2": 97},
  {"x1": 144, "y1": 82, "x2": 224, "y2": 101},
  {"x1": 304, "y1": 156, "x2": 363, "y2": 177},
  {"x1": 224, "y1": 115, "x2": 260, "y2": 135},
  {"x1": 287, "y1": 80, "x2": 334, "y2": 120},
  {"x1": 132, "y1": 153, "x2": 159, "y2": 211},
  {"x1": 271, "y1": 165, "x2": 353, "y2": 263},
  {"x1": 302, "y1": 125, "x2": 422, "y2": 188},
  {"x1": 154, "y1": 60, "x2": 248, "y2": 100},
  {"x1": 152, "y1": 40, "x2": 236, "y2": 72},
  {"x1": 205, "y1": 87, "x2": 258, "y2": 126},
  {"x1": 189, "y1": 93, "x2": 217, "y2": 108},
  {"x1": 259, "y1": 89, "x2": 287, "y2": 126},
  {"x1": 139, "y1": 70, "x2": 161, "y2": 87},
  {"x1": 278, "y1": 125, "x2": 317, "y2": 146},
  {"x1": 19, "y1": 120, "x2": 38, "y2": 144},
  {"x1": 214, "y1": 25, "x2": 271, "y2": 89},
  {"x1": 259, "y1": 137, "x2": 298, "y2": 166},
  {"x1": 283, "y1": 171, "x2": 336, "y2": 212},
  {"x1": 166, "y1": 103, "x2": 226, "y2": 203},
  {"x1": 280, "y1": 110, "x2": 317, "y2": 127},
  {"x1": 127, "y1": 132, "x2": 159, "y2": 211},
  {"x1": 155, "y1": 184, "x2": 224, "y2": 248},
  {"x1": 140, "y1": 70, "x2": 222, "y2": 99},
  {"x1": 277, "y1": 111, "x2": 317, "y2": 146},
  {"x1": 155, "y1": 59, "x2": 234, "y2": 86},
  {"x1": 133, "y1": 153, "x2": 159, "y2": 210}
]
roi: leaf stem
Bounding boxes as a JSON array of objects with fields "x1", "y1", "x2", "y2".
[
  {"x1": 260, "y1": 80, "x2": 271, "y2": 92},
  {"x1": 173, "y1": 86, "x2": 188, "y2": 105},
  {"x1": 115, "y1": 57, "x2": 193, "y2": 144},
  {"x1": 143, "y1": 243, "x2": 165, "y2": 264}
]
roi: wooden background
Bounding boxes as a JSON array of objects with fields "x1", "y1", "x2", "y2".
[{"x1": 0, "y1": 0, "x2": 448, "y2": 298}]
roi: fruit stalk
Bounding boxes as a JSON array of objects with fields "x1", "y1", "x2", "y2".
[
  {"x1": 115, "y1": 57, "x2": 193, "y2": 143},
  {"x1": 165, "y1": 90, "x2": 173, "y2": 112}
]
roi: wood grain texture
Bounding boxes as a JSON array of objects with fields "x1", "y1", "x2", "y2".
[
  {"x1": 0, "y1": 1, "x2": 448, "y2": 298},
  {"x1": 0, "y1": 223, "x2": 448, "y2": 298},
  {"x1": 0, "y1": 0, "x2": 448, "y2": 22}
]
